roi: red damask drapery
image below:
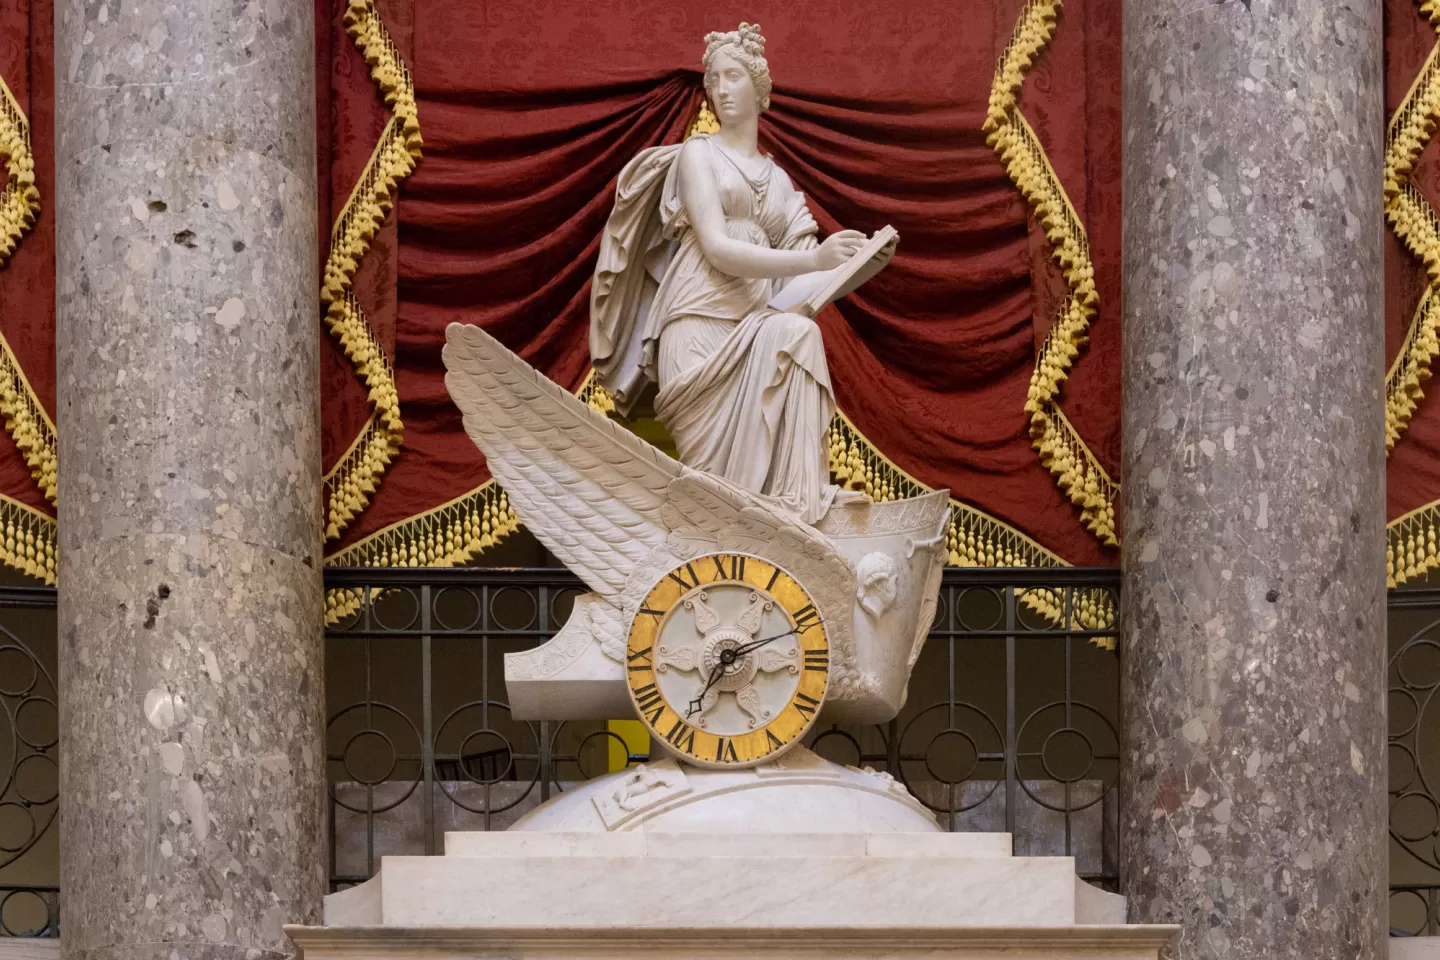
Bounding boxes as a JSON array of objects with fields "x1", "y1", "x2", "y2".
[
  {"x1": 0, "y1": 0, "x2": 1133, "y2": 581},
  {"x1": 326, "y1": 0, "x2": 1126, "y2": 571}
]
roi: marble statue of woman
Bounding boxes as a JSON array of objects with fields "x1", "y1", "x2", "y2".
[{"x1": 590, "y1": 22, "x2": 894, "y2": 525}]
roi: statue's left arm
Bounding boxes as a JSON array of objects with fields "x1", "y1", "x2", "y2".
[{"x1": 771, "y1": 171, "x2": 897, "y2": 299}]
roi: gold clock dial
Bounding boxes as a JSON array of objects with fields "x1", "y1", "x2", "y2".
[{"x1": 625, "y1": 553, "x2": 829, "y2": 768}]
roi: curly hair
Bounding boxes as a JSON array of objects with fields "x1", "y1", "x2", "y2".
[{"x1": 702, "y1": 22, "x2": 772, "y2": 113}]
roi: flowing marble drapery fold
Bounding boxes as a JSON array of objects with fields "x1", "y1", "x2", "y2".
[{"x1": 592, "y1": 136, "x2": 836, "y2": 522}]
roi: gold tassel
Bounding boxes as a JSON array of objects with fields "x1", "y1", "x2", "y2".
[
  {"x1": 984, "y1": 0, "x2": 1117, "y2": 547},
  {"x1": 0, "y1": 77, "x2": 55, "y2": 514},
  {"x1": 321, "y1": 0, "x2": 424, "y2": 542},
  {"x1": 1391, "y1": 503, "x2": 1440, "y2": 588},
  {"x1": 0, "y1": 496, "x2": 55, "y2": 586},
  {"x1": 685, "y1": 100, "x2": 720, "y2": 138}
]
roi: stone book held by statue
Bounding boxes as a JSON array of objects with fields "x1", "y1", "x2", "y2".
[{"x1": 768, "y1": 224, "x2": 899, "y2": 317}]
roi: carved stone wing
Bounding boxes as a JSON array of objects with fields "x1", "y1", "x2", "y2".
[
  {"x1": 444, "y1": 322, "x2": 861, "y2": 697},
  {"x1": 443, "y1": 322, "x2": 684, "y2": 604},
  {"x1": 444, "y1": 323, "x2": 844, "y2": 604}
]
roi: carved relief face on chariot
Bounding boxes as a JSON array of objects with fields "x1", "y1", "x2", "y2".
[{"x1": 442, "y1": 22, "x2": 946, "y2": 769}]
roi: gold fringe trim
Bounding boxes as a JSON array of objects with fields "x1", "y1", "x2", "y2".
[
  {"x1": 324, "y1": 480, "x2": 520, "y2": 622},
  {"x1": 1390, "y1": 498, "x2": 1440, "y2": 587},
  {"x1": 1385, "y1": 7, "x2": 1440, "y2": 452},
  {"x1": 828, "y1": 410, "x2": 1056, "y2": 567},
  {"x1": 326, "y1": 398, "x2": 1117, "y2": 642},
  {"x1": 0, "y1": 77, "x2": 56, "y2": 508},
  {"x1": 320, "y1": 0, "x2": 422, "y2": 541},
  {"x1": 1387, "y1": 283, "x2": 1440, "y2": 450},
  {"x1": 686, "y1": 100, "x2": 720, "y2": 138},
  {"x1": 1383, "y1": 4, "x2": 1440, "y2": 582},
  {"x1": 0, "y1": 78, "x2": 39, "y2": 262},
  {"x1": 982, "y1": 0, "x2": 1117, "y2": 547},
  {"x1": 827, "y1": 410, "x2": 1114, "y2": 645},
  {"x1": 1034, "y1": 404, "x2": 1117, "y2": 545},
  {"x1": 0, "y1": 492, "x2": 55, "y2": 585}
]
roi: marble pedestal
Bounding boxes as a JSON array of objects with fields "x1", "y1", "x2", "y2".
[
  {"x1": 289, "y1": 830, "x2": 1174, "y2": 959},
  {"x1": 288, "y1": 756, "x2": 1176, "y2": 960}
]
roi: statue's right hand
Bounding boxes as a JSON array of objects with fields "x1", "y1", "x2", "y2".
[{"x1": 812, "y1": 230, "x2": 869, "y2": 271}]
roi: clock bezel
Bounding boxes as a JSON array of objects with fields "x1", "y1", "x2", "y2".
[{"x1": 624, "y1": 552, "x2": 830, "y2": 769}]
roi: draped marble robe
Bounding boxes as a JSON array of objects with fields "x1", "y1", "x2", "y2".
[{"x1": 591, "y1": 135, "x2": 843, "y2": 523}]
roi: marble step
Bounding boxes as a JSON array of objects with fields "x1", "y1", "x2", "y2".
[
  {"x1": 440, "y1": 829, "x2": 1014, "y2": 859},
  {"x1": 288, "y1": 923, "x2": 1180, "y2": 960},
  {"x1": 324, "y1": 834, "x2": 1120, "y2": 930}
]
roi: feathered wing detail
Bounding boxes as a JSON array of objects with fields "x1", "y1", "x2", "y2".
[
  {"x1": 443, "y1": 322, "x2": 827, "y2": 607},
  {"x1": 444, "y1": 323, "x2": 682, "y2": 602},
  {"x1": 592, "y1": 597, "x2": 627, "y2": 663}
]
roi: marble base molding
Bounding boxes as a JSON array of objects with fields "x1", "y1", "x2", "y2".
[
  {"x1": 291, "y1": 828, "x2": 1176, "y2": 959},
  {"x1": 320, "y1": 832, "x2": 1113, "y2": 930},
  {"x1": 0, "y1": 941, "x2": 61, "y2": 960},
  {"x1": 287, "y1": 924, "x2": 1180, "y2": 960}
]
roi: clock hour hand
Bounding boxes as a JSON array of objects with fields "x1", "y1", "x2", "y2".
[{"x1": 687, "y1": 660, "x2": 727, "y2": 719}]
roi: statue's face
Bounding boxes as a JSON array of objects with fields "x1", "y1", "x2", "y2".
[{"x1": 706, "y1": 49, "x2": 758, "y2": 126}]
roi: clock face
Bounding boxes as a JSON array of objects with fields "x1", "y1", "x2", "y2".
[{"x1": 625, "y1": 553, "x2": 829, "y2": 768}]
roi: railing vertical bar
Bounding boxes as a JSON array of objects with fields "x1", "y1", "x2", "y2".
[
  {"x1": 363, "y1": 595, "x2": 375, "y2": 881},
  {"x1": 1005, "y1": 585, "x2": 1017, "y2": 842},
  {"x1": 327, "y1": 780, "x2": 337, "y2": 893},
  {"x1": 421, "y1": 583, "x2": 435, "y2": 857},
  {"x1": 540, "y1": 720, "x2": 553, "y2": 804},
  {"x1": 1063, "y1": 587, "x2": 1074, "y2": 859}
]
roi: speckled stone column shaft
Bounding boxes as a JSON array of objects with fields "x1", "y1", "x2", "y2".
[
  {"x1": 1120, "y1": 3, "x2": 1386, "y2": 959},
  {"x1": 53, "y1": 1, "x2": 324, "y2": 959}
]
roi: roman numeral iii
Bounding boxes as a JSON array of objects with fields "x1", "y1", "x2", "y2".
[{"x1": 665, "y1": 719, "x2": 695, "y2": 754}]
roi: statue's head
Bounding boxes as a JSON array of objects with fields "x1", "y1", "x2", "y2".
[{"x1": 702, "y1": 22, "x2": 771, "y2": 122}]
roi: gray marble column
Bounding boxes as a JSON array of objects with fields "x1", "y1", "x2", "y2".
[
  {"x1": 53, "y1": 2, "x2": 324, "y2": 960},
  {"x1": 1120, "y1": 3, "x2": 1386, "y2": 959}
]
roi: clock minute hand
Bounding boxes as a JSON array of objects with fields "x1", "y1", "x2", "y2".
[{"x1": 732, "y1": 618, "x2": 823, "y2": 659}]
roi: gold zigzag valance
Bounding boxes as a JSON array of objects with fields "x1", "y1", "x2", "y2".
[
  {"x1": 320, "y1": 0, "x2": 422, "y2": 542},
  {"x1": 0, "y1": 74, "x2": 55, "y2": 584}
]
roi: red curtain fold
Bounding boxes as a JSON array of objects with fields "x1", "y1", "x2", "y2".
[
  {"x1": 0, "y1": 0, "x2": 1137, "y2": 569},
  {"x1": 331, "y1": 0, "x2": 1123, "y2": 566},
  {"x1": 4, "y1": 0, "x2": 1439, "y2": 572},
  {"x1": 347, "y1": 76, "x2": 700, "y2": 541},
  {"x1": 0, "y1": 0, "x2": 55, "y2": 518}
]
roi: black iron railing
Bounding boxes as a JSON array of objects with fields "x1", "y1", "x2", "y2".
[
  {"x1": 0, "y1": 585, "x2": 59, "y2": 939},
  {"x1": 1386, "y1": 589, "x2": 1440, "y2": 936},
  {"x1": 2, "y1": 570, "x2": 1437, "y2": 938},
  {"x1": 321, "y1": 566, "x2": 1122, "y2": 891}
]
